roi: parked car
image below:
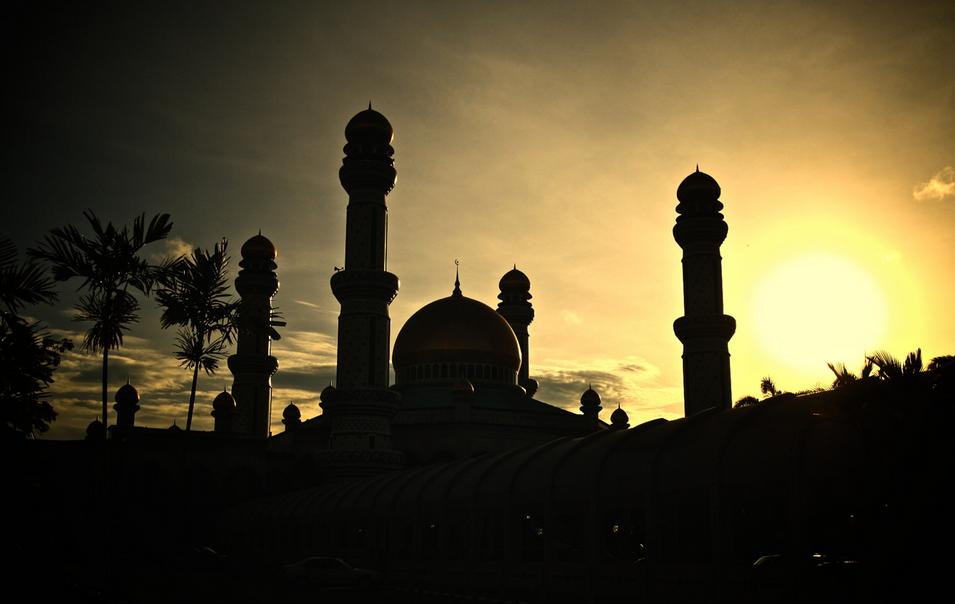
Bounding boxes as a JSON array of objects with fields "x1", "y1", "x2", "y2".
[{"x1": 282, "y1": 556, "x2": 382, "y2": 589}]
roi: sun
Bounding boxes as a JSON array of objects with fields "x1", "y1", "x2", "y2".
[{"x1": 752, "y1": 252, "x2": 887, "y2": 372}]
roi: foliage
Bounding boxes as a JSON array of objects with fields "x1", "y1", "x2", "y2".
[
  {"x1": 29, "y1": 211, "x2": 174, "y2": 426},
  {"x1": 928, "y1": 355, "x2": 955, "y2": 372},
  {"x1": 0, "y1": 235, "x2": 72, "y2": 438},
  {"x1": 734, "y1": 395, "x2": 759, "y2": 408},
  {"x1": 759, "y1": 376, "x2": 779, "y2": 398},
  {"x1": 867, "y1": 348, "x2": 922, "y2": 380},
  {"x1": 826, "y1": 358, "x2": 873, "y2": 389},
  {"x1": 156, "y1": 239, "x2": 236, "y2": 430}
]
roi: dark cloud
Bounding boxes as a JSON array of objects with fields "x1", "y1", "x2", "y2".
[
  {"x1": 272, "y1": 365, "x2": 337, "y2": 394},
  {"x1": 535, "y1": 370, "x2": 630, "y2": 411}
]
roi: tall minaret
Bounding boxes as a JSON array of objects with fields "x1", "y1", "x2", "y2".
[
  {"x1": 497, "y1": 266, "x2": 537, "y2": 396},
  {"x1": 228, "y1": 233, "x2": 280, "y2": 437},
  {"x1": 319, "y1": 106, "x2": 403, "y2": 480},
  {"x1": 672, "y1": 168, "x2": 736, "y2": 416}
]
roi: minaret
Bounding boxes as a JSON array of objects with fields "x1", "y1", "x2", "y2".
[
  {"x1": 672, "y1": 168, "x2": 736, "y2": 416},
  {"x1": 497, "y1": 266, "x2": 538, "y2": 396},
  {"x1": 319, "y1": 106, "x2": 403, "y2": 480},
  {"x1": 113, "y1": 381, "x2": 140, "y2": 431},
  {"x1": 228, "y1": 233, "x2": 280, "y2": 438}
]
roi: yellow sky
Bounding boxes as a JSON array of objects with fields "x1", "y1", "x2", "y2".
[{"x1": 6, "y1": 1, "x2": 952, "y2": 438}]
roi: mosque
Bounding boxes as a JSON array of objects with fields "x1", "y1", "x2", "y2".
[
  {"x1": 18, "y1": 107, "x2": 953, "y2": 603},
  {"x1": 209, "y1": 106, "x2": 658, "y2": 480}
]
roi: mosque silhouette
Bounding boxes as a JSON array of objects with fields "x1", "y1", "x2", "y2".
[{"x1": 14, "y1": 108, "x2": 953, "y2": 603}]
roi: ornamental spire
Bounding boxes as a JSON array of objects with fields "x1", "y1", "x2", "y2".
[{"x1": 453, "y1": 259, "x2": 461, "y2": 296}]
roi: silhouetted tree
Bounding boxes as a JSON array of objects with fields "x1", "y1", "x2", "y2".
[
  {"x1": 29, "y1": 211, "x2": 174, "y2": 428},
  {"x1": 156, "y1": 239, "x2": 236, "y2": 431},
  {"x1": 928, "y1": 355, "x2": 955, "y2": 372},
  {"x1": 734, "y1": 395, "x2": 759, "y2": 408},
  {"x1": 760, "y1": 376, "x2": 779, "y2": 398},
  {"x1": 867, "y1": 348, "x2": 922, "y2": 381},
  {"x1": 826, "y1": 359, "x2": 874, "y2": 389},
  {"x1": 0, "y1": 236, "x2": 73, "y2": 437}
]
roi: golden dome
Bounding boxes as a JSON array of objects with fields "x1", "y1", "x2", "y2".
[{"x1": 393, "y1": 291, "x2": 521, "y2": 372}]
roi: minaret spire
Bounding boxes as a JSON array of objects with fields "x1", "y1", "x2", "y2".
[
  {"x1": 453, "y1": 259, "x2": 461, "y2": 296},
  {"x1": 672, "y1": 168, "x2": 736, "y2": 416}
]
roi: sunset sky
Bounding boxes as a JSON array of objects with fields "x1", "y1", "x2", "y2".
[{"x1": 4, "y1": 1, "x2": 953, "y2": 439}]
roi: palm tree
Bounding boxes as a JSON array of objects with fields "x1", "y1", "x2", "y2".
[
  {"x1": 156, "y1": 239, "x2": 236, "y2": 431},
  {"x1": 867, "y1": 348, "x2": 922, "y2": 380},
  {"x1": 826, "y1": 358, "x2": 874, "y2": 388},
  {"x1": 928, "y1": 355, "x2": 955, "y2": 372},
  {"x1": 760, "y1": 376, "x2": 779, "y2": 398},
  {"x1": 0, "y1": 235, "x2": 72, "y2": 437},
  {"x1": 29, "y1": 211, "x2": 174, "y2": 427}
]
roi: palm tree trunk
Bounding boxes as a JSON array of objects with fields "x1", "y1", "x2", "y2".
[
  {"x1": 102, "y1": 346, "x2": 109, "y2": 427},
  {"x1": 186, "y1": 362, "x2": 199, "y2": 431}
]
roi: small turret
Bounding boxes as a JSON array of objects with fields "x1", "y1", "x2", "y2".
[
  {"x1": 610, "y1": 403, "x2": 629, "y2": 431},
  {"x1": 580, "y1": 385, "x2": 602, "y2": 423},
  {"x1": 212, "y1": 389, "x2": 237, "y2": 434},
  {"x1": 86, "y1": 418, "x2": 106, "y2": 441},
  {"x1": 282, "y1": 402, "x2": 302, "y2": 432},
  {"x1": 113, "y1": 381, "x2": 140, "y2": 430}
]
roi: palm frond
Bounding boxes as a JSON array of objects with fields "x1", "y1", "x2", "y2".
[
  {"x1": 867, "y1": 350, "x2": 901, "y2": 380},
  {"x1": 826, "y1": 361, "x2": 858, "y2": 388},
  {"x1": 74, "y1": 291, "x2": 140, "y2": 353},
  {"x1": 0, "y1": 235, "x2": 17, "y2": 269},
  {"x1": 0, "y1": 235, "x2": 58, "y2": 314},
  {"x1": 903, "y1": 348, "x2": 922, "y2": 376}
]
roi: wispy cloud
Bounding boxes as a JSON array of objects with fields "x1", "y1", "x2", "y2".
[
  {"x1": 293, "y1": 299, "x2": 336, "y2": 313},
  {"x1": 913, "y1": 166, "x2": 955, "y2": 201},
  {"x1": 150, "y1": 236, "x2": 195, "y2": 262}
]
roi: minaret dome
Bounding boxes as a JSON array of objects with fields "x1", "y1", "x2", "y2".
[
  {"x1": 676, "y1": 167, "x2": 721, "y2": 204},
  {"x1": 240, "y1": 233, "x2": 277, "y2": 263},
  {"x1": 345, "y1": 105, "x2": 394, "y2": 146}
]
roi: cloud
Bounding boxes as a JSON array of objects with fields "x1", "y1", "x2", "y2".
[
  {"x1": 148, "y1": 236, "x2": 195, "y2": 262},
  {"x1": 561, "y1": 310, "x2": 582, "y2": 326},
  {"x1": 913, "y1": 166, "x2": 955, "y2": 201},
  {"x1": 532, "y1": 356, "x2": 682, "y2": 426}
]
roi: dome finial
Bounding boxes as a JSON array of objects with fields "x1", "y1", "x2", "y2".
[
  {"x1": 453, "y1": 259, "x2": 461, "y2": 296},
  {"x1": 368, "y1": 100, "x2": 372, "y2": 110}
]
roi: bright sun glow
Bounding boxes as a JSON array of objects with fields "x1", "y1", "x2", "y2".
[{"x1": 752, "y1": 253, "x2": 887, "y2": 372}]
